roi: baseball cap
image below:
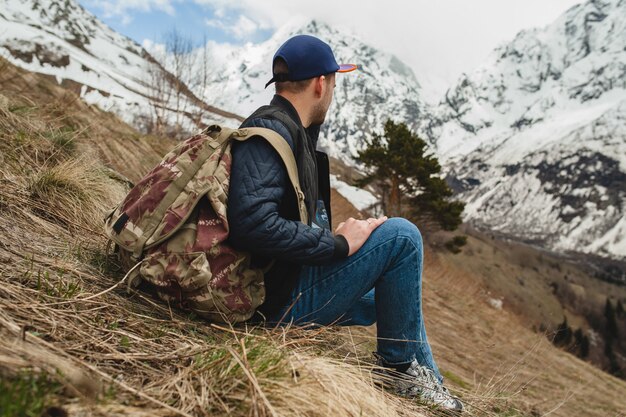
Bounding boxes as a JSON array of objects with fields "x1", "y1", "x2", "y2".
[{"x1": 264, "y1": 35, "x2": 358, "y2": 89}]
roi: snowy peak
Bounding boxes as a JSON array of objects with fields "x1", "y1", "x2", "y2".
[
  {"x1": 0, "y1": 0, "x2": 241, "y2": 129},
  {"x1": 1, "y1": 0, "x2": 144, "y2": 78},
  {"x1": 491, "y1": 0, "x2": 625, "y2": 102},
  {"x1": 196, "y1": 18, "x2": 428, "y2": 163},
  {"x1": 298, "y1": 19, "x2": 420, "y2": 86},
  {"x1": 302, "y1": 20, "x2": 428, "y2": 160},
  {"x1": 2, "y1": 0, "x2": 140, "y2": 55},
  {"x1": 559, "y1": 0, "x2": 624, "y2": 63},
  {"x1": 430, "y1": 0, "x2": 625, "y2": 148},
  {"x1": 429, "y1": 0, "x2": 626, "y2": 261}
]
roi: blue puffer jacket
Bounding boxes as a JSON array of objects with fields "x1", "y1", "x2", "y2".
[{"x1": 227, "y1": 95, "x2": 349, "y2": 317}]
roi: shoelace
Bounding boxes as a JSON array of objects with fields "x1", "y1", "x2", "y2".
[
  {"x1": 373, "y1": 356, "x2": 462, "y2": 409},
  {"x1": 406, "y1": 362, "x2": 455, "y2": 403}
]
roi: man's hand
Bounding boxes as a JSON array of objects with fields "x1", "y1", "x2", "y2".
[{"x1": 334, "y1": 216, "x2": 388, "y2": 256}]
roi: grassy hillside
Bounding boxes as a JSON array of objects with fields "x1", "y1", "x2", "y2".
[
  {"x1": 439, "y1": 225, "x2": 626, "y2": 379},
  {"x1": 1, "y1": 57, "x2": 625, "y2": 416}
]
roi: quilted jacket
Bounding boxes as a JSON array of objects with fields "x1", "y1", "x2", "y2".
[{"x1": 227, "y1": 95, "x2": 349, "y2": 317}]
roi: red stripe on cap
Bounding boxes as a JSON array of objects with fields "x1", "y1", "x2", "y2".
[{"x1": 337, "y1": 64, "x2": 358, "y2": 73}]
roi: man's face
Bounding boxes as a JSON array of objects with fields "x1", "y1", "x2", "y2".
[{"x1": 311, "y1": 73, "x2": 336, "y2": 125}]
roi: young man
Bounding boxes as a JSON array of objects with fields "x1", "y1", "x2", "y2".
[{"x1": 227, "y1": 35, "x2": 464, "y2": 411}]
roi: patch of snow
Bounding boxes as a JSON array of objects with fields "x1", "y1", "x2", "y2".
[{"x1": 329, "y1": 174, "x2": 379, "y2": 214}]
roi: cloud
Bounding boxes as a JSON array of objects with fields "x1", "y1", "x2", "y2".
[
  {"x1": 83, "y1": 0, "x2": 270, "y2": 39},
  {"x1": 83, "y1": 0, "x2": 583, "y2": 96},
  {"x1": 205, "y1": 14, "x2": 261, "y2": 40},
  {"x1": 192, "y1": 0, "x2": 274, "y2": 30},
  {"x1": 82, "y1": 0, "x2": 178, "y2": 23},
  {"x1": 191, "y1": 0, "x2": 582, "y2": 92},
  {"x1": 142, "y1": 38, "x2": 166, "y2": 56}
]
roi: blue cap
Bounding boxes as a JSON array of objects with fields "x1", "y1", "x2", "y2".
[{"x1": 265, "y1": 35, "x2": 357, "y2": 89}]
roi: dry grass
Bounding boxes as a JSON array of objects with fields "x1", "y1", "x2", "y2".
[
  {"x1": 27, "y1": 156, "x2": 126, "y2": 229},
  {"x1": 0, "y1": 59, "x2": 425, "y2": 417},
  {"x1": 419, "y1": 250, "x2": 626, "y2": 416},
  {"x1": 437, "y1": 226, "x2": 626, "y2": 378}
]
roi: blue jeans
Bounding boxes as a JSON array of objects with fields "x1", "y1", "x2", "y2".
[{"x1": 265, "y1": 217, "x2": 443, "y2": 383}]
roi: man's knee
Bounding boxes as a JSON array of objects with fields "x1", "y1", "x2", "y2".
[{"x1": 381, "y1": 217, "x2": 423, "y2": 249}]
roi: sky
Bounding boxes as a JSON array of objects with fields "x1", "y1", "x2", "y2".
[{"x1": 79, "y1": 0, "x2": 583, "y2": 98}]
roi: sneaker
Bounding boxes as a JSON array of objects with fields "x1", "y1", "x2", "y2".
[{"x1": 374, "y1": 358, "x2": 464, "y2": 412}]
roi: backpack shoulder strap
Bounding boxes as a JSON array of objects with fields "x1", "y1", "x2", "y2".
[
  {"x1": 231, "y1": 127, "x2": 309, "y2": 225},
  {"x1": 242, "y1": 105, "x2": 302, "y2": 148}
]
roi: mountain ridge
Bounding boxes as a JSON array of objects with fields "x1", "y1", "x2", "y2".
[
  {"x1": 0, "y1": 0, "x2": 242, "y2": 130},
  {"x1": 180, "y1": 19, "x2": 429, "y2": 164},
  {"x1": 2, "y1": 0, "x2": 624, "y2": 263},
  {"x1": 423, "y1": 0, "x2": 626, "y2": 261}
]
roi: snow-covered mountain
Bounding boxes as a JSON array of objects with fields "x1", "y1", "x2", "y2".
[
  {"x1": 0, "y1": 0, "x2": 241, "y2": 129},
  {"x1": 2, "y1": 0, "x2": 623, "y2": 263},
  {"x1": 197, "y1": 8, "x2": 625, "y2": 261},
  {"x1": 425, "y1": 0, "x2": 626, "y2": 260},
  {"x1": 190, "y1": 19, "x2": 428, "y2": 164}
]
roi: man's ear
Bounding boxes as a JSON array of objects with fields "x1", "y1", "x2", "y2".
[{"x1": 313, "y1": 75, "x2": 325, "y2": 98}]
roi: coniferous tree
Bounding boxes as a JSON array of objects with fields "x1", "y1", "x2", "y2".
[
  {"x1": 355, "y1": 120, "x2": 464, "y2": 230},
  {"x1": 574, "y1": 328, "x2": 590, "y2": 358},
  {"x1": 616, "y1": 299, "x2": 624, "y2": 318},
  {"x1": 554, "y1": 316, "x2": 573, "y2": 347},
  {"x1": 604, "y1": 340, "x2": 621, "y2": 377},
  {"x1": 605, "y1": 298, "x2": 619, "y2": 340}
]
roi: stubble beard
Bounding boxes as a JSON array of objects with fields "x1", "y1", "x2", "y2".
[
  {"x1": 311, "y1": 89, "x2": 333, "y2": 125},
  {"x1": 311, "y1": 102, "x2": 329, "y2": 125}
]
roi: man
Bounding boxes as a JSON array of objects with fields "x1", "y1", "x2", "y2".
[{"x1": 227, "y1": 34, "x2": 464, "y2": 411}]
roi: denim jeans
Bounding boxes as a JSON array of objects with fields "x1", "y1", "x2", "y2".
[{"x1": 265, "y1": 217, "x2": 443, "y2": 383}]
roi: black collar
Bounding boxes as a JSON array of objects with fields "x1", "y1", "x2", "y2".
[
  {"x1": 270, "y1": 95, "x2": 303, "y2": 127},
  {"x1": 270, "y1": 95, "x2": 322, "y2": 149}
]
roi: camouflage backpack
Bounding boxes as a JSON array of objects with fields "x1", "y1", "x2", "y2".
[{"x1": 104, "y1": 125, "x2": 308, "y2": 323}]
